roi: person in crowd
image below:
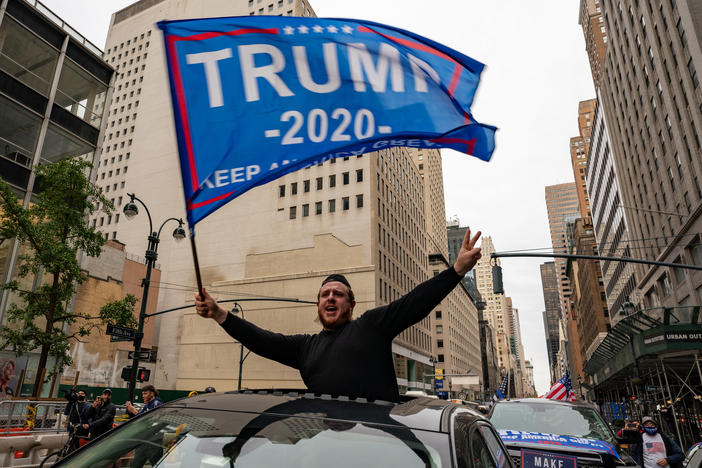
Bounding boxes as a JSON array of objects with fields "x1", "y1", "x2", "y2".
[
  {"x1": 195, "y1": 228, "x2": 482, "y2": 402},
  {"x1": 83, "y1": 388, "x2": 116, "y2": 439},
  {"x1": 64, "y1": 389, "x2": 91, "y2": 451},
  {"x1": 630, "y1": 416, "x2": 684, "y2": 468},
  {"x1": 126, "y1": 384, "x2": 162, "y2": 418}
]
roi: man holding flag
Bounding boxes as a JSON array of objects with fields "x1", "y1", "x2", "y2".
[
  {"x1": 161, "y1": 15, "x2": 496, "y2": 402},
  {"x1": 195, "y1": 228, "x2": 482, "y2": 402}
]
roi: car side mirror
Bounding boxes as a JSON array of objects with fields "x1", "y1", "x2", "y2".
[
  {"x1": 616, "y1": 428, "x2": 639, "y2": 445},
  {"x1": 477, "y1": 405, "x2": 489, "y2": 415}
]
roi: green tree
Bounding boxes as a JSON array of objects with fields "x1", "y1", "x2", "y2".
[{"x1": 0, "y1": 157, "x2": 136, "y2": 397}]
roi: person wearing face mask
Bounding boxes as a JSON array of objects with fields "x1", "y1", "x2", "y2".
[
  {"x1": 63, "y1": 389, "x2": 91, "y2": 452},
  {"x1": 631, "y1": 416, "x2": 684, "y2": 468}
]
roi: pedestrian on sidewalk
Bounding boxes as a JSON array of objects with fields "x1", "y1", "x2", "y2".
[{"x1": 630, "y1": 416, "x2": 684, "y2": 468}]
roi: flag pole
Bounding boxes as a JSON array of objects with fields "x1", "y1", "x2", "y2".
[{"x1": 189, "y1": 228, "x2": 204, "y2": 297}]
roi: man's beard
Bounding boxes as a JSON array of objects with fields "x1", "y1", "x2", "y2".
[{"x1": 318, "y1": 307, "x2": 352, "y2": 330}]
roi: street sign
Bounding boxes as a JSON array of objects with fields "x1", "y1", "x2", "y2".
[
  {"x1": 435, "y1": 368, "x2": 444, "y2": 381},
  {"x1": 645, "y1": 385, "x2": 662, "y2": 392},
  {"x1": 128, "y1": 350, "x2": 151, "y2": 360},
  {"x1": 435, "y1": 380, "x2": 444, "y2": 389},
  {"x1": 110, "y1": 335, "x2": 133, "y2": 342},
  {"x1": 106, "y1": 324, "x2": 136, "y2": 340}
]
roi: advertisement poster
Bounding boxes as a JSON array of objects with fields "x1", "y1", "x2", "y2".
[{"x1": 0, "y1": 354, "x2": 28, "y2": 400}]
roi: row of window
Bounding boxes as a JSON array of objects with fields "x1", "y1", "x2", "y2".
[
  {"x1": 278, "y1": 170, "x2": 362, "y2": 196},
  {"x1": 288, "y1": 195, "x2": 363, "y2": 219},
  {"x1": 105, "y1": 30, "x2": 151, "y2": 55}
]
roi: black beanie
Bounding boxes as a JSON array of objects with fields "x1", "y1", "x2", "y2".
[{"x1": 321, "y1": 274, "x2": 351, "y2": 289}]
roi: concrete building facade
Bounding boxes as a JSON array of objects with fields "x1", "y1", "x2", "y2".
[
  {"x1": 579, "y1": 0, "x2": 608, "y2": 89},
  {"x1": 540, "y1": 261, "x2": 561, "y2": 381},
  {"x1": 594, "y1": 0, "x2": 702, "y2": 314}
]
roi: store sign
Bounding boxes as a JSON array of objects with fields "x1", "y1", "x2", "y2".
[{"x1": 643, "y1": 328, "x2": 702, "y2": 345}]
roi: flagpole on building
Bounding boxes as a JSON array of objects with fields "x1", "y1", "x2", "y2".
[{"x1": 189, "y1": 229, "x2": 204, "y2": 296}]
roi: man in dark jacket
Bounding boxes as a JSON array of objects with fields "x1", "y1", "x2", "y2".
[
  {"x1": 195, "y1": 228, "x2": 482, "y2": 402},
  {"x1": 83, "y1": 388, "x2": 116, "y2": 439},
  {"x1": 631, "y1": 416, "x2": 684, "y2": 468},
  {"x1": 63, "y1": 389, "x2": 91, "y2": 451}
]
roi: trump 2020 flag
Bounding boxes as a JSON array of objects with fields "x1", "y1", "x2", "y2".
[{"x1": 158, "y1": 16, "x2": 496, "y2": 226}]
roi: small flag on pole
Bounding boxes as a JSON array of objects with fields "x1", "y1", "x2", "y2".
[{"x1": 542, "y1": 370, "x2": 576, "y2": 402}]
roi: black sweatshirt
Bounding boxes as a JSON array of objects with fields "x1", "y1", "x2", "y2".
[{"x1": 219, "y1": 266, "x2": 462, "y2": 402}]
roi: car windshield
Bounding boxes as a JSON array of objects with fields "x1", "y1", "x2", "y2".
[
  {"x1": 59, "y1": 406, "x2": 448, "y2": 467},
  {"x1": 489, "y1": 402, "x2": 614, "y2": 443}
]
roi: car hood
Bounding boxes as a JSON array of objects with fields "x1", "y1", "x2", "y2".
[{"x1": 497, "y1": 430, "x2": 620, "y2": 458}]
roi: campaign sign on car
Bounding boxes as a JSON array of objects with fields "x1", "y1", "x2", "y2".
[{"x1": 520, "y1": 449, "x2": 577, "y2": 468}]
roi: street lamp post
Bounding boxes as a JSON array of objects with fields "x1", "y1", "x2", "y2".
[
  {"x1": 231, "y1": 303, "x2": 251, "y2": 391},
  {"x1": 123, "y1": 193, "x2": 185, "y2": 402}
]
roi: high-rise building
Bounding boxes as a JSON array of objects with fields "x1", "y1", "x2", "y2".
[
  {"x1": 0, "y1": 0, "x2": 113, "y2": 323},
  {"x1": 594, "y1": 0, "x2": 702, "y2": 313},
  {"x1": 545, "y1": 183, "x2": 581, "y2": 317},
  {"x1": 585, "y1": 94, "x2": 641, "y2": 324},
  {"x1": 446, "y1": 219, "x2": 481, "y2": 302},
  {"x1": 570, "y1": 99, "x2": 597, "y2": 219},
  {"x1": 540, "y1": 261, "x2": 561, "y2": 380},
  {"x1": 578, "y1": 0, "x2": 608, "y2": 89},
  {"x1": 98, "y1": 0, "x2": 473, "y2": 393},
  {"x1": 416, "y1": 150, "x2": 481, "y2": 398}
]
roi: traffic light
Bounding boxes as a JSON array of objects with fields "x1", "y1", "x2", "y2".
[{"x1": 137, "y1": 368, "x2": 151, "y2": 382}]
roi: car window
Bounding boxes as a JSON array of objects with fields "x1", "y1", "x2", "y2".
[
  {"x1": 489, "y1": 403, "x2": 614, "y2": 443},
  {"x1": 59, "y1": 406, "x2": 450, "y2": 468},
  {"x1": 470, "y1": 426, "x2": 497, "y2": 468},
  {"x1": 477, "y1": 425, "x2": 510, "y2": 468}
]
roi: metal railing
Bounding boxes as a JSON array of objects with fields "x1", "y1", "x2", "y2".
[{"x1": 27, "y1": 0, "x2": 104, "y2": 57}]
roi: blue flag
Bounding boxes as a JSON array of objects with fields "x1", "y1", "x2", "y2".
[{"x1": 158, "y1": 16, "x2": 496, "y2": 226}]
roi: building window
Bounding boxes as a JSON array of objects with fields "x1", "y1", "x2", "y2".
[
  {"x1": 674, "y1": 257, "x2": 686, "y2": 284},
  {"x1": 328, "y1": 199, "x2": 336, "y2": 212},
  {"x1": 316, "y1": 177, "x2": 323, "y2": 190},
  {"x1": 688, "y1": 58, "x2": 699, "y2": 88},
  {"x1": 437, "y1": 354, "x2": 444, "y2": 363},
  {"x1": 291, "y1": 182, "x2": 298, "y2": 195},
  {"x1": 329, "y1": 174, "x2": 336, "y2": 187},
  {"x1": 302, "y1": 204, "x2": 309, "y2": 217},
  {"x1": 356, "y1": 194, "x2": 364, "y2": 208},
  {"x1": 343, "y1": 172, "x2": 349, "y2": 185},
  {"x1": 315, "y1": 201, "x2": 322, "y2": 215},
  {"x1": 436, "y1": 325, "x2": 443, "y2": 334},
  {"x1": 437, "y1": 339, "x2": 443, "y2": 348},
  {"x1": 304, "y1": 179, "x2": 310, "y2": 192},
  {"x1": 279, "y1": 185, "x2": 285, "y2": 197},
  {"x1": 435, "y1": 310, "x2": 441, "y2": 319},
  {"x1": 356, "y1": 169, "x2": 363, "y2": 182},
  {"x1": 289, "y1": 206, "x2": 296, "y2": 219},
  {"x1": 342, "y1": 197, "x2": 349, "y2": 210}
]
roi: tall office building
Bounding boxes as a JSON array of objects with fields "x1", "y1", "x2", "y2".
[
  {"x1": 570, "y1": 99, "x2": 597, "y2": 219},
  {"x1": 97, "y1": 0, "x2": 471, "y2": 392},
  {"x1": 579, "y1": 0, "x2": 608, "y2": 89},
  {"x1": 416, "y1": 149, "x2": 482, "y2": 398},
  {"x1": 474, "y1": 237, "x2": 512, "y2": 372},
  {"x1": 586, "y1": 94, "x2": 641, "y2": 324},
  {"x1": 594, "y1": 0, "x2": 702, "y2": 312},
  {"x1": 545, "y1": 183, "x2": 581, "y2": 317},
  {"x1": 0, "y1": 0, "x2": 113, "y2": 324},
  {"x1": 540, "y1": 261, "x2": 561, "y2": 380},
  {"x1": 446, "y1": 218, "x2": 481, "y2": 302}
]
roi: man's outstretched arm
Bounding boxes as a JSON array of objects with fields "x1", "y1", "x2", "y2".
[
  {"x1": 365, "y1": 228, "x2": 482, "y2": 337},
  {"x1": 195, "y1": 289, "x2": 307, "y2": 369}
]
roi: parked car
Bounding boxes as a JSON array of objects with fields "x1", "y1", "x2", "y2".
[
  {"x1": 53, "y1": 389, "x2": 514, "y2": 467},
  {"x1": 489, "y1": 398, "x2": 638, "y2": 467},
  {"x1": 683, "y1": 442, "x2": 702, "y2": 467}
]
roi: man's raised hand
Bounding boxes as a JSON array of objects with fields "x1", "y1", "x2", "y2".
[
  {"x1": 453, "y1": 229, "x2": 482, "y2": 276},
  {"x1": 194, "y1": 288, "x2": 228, "y2": 324}
]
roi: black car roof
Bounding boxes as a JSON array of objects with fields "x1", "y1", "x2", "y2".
[{"x1": 167, "y1": 389, "x2": 488, "y2": 433}]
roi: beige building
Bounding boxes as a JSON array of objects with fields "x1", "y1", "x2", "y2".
[
  {"x1": 569, "y1": 99, "x2": 597, "y2": 220},
  {"x1": 414, "y1": 149, "x2": 482, "y2": 398},
  {"x1": 61, "y1": 240, "x2": 161, "y2": 388},
  {"x1": 578, "y1": 0, "x2": 608, "y2": 89}
]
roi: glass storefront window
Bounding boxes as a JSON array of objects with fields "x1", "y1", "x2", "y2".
[
  {"x1": 39, "y1": 123, "x2": 92, "y2": 165},
  {"x1": 0, "y1": 16, "x2": 59, "y2": 96},
  {"x1": 55, "y1": 58, "x2": 107, "y2": 127}
]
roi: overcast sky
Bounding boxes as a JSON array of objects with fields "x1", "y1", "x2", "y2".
[{"x1": 40, "y1": 0, "x2": 595, "y2": 394}]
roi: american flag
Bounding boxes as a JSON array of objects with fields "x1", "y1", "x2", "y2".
[
  {"x1": 491, "y1": 372, "x2": 509, "y2": 406},
  {"x1": 542, "y1": 370, "x2": 577, "y2": 401}
]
